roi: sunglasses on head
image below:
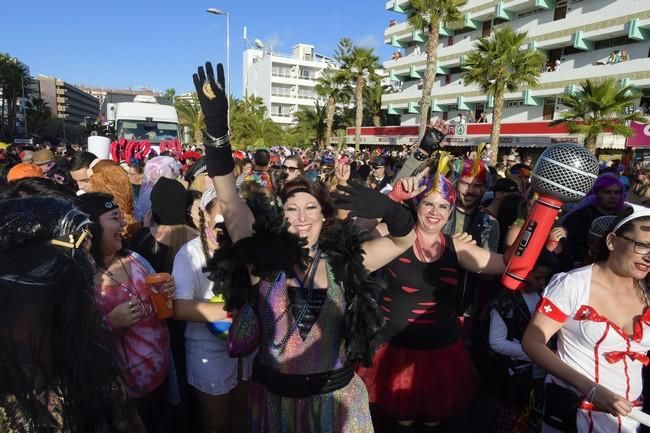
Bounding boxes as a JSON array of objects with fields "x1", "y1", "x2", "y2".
[{"x1": 282, "y1": 165, "x2": 298, "y2": 172}]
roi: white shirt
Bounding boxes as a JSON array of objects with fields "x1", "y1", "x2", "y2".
[{"x1": 173, "y1": 237, "x2": 255, "y2": 395}]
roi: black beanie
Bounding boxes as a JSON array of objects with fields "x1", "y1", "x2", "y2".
[{"x1": 150, "y1": 178, "x2": 188, "y2": 225}]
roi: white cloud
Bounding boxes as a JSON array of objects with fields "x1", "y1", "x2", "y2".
[{"x1": 355, "y1": 35, "x2": 379, "y2": 49}]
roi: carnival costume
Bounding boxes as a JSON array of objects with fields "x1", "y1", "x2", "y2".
[
  {"x1": 358, "y1": 168, "x2": 478, "y2": 426},
  {"x1": 538, "y1": 265, "x2": 650, "y2": 433},
  {"x1": 206, "y1": 193, "x2": 382, "y2": 432}
]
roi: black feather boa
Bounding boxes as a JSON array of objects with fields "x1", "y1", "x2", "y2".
[{"x1": 205, "y1": 192, "x2": 384, "y2": 367}]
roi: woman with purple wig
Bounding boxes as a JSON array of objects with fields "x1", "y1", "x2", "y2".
[
  {"x1": 561, "y1": 173, "x2": 625, "y2": 265},
  {"x1": 357, "y1": 162, "x2": 509, "y2": 433}
]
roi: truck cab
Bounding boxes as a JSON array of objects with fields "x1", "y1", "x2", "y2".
[{"x1": 106, "y1": 95, "x2": 180, "y2": 145}]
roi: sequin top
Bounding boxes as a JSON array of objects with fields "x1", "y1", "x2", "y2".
[{"x1": 256, "y1": 263, "x2": 347, "y2": 374}]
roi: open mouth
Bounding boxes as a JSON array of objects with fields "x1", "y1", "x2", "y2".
[{"x1": 635, "y1": 263, "x2": 650, "y2": 272}]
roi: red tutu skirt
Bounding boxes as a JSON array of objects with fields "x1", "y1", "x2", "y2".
[{"x1": 357, "y1": 339, "x2": 478, "y2": 423}]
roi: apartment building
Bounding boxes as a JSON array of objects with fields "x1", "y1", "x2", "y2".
[
  {"x1": 35, "y1": 76, "x2": 99, "y2": 126},
  {"x1": 376, "y1": 0, "x2": 650, "y2": 153},
  {"x1": 243, "y1": 43, "x2": 334, "y2": 126}
]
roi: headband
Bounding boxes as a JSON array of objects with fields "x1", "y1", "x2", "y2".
[
  {"x1": 279, "y1": 186, "x2": 312, "y2": 204},
  {"x1": 200, "y1": 185, "x2": 218, "y2": 211},
  {"x1": 613, "y1": 204, "x2": 650, "y2": 233},
  {"x1": 78, "y1": 196, "x2": 119, "y2": 220}
]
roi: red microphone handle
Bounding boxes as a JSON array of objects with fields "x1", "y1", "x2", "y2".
[{"x1": 501, "y1": 194, "x2": 563, "y2": 290}]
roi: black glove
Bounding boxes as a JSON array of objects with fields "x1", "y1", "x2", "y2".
[
  {"x1": 419, "y1": 124, "x2": 447, "y2": 155},
  {"x1": 192, "y1": 62, "x2": 228, "y2": 138},
  {"x1": 192, "y1": 62, "x2": 233, "y2": 177},
  {"x1": 332, "y1": 182, "x2": 414, "y2": 237}
]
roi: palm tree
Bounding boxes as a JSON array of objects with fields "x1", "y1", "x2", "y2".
[
  {"x1": 407, "y1": 0, "x2": 466, "y2": 142},
  {"x1": 550, "y1": 79, "x2": 647, "y2": 152},
  {"x1": 463, "y1": 26, "x2": 546, "y2": 164},
  {"x1": 336, "y1": 38, "x2": 381, "y2": 151},
  {"x1": 0, "y1": 53, "x2": 32, "y2": 139},
  {"x1": 229, "y1": 96, "x2": 284, "y2": 149},
  {"x1": 163, "y1": 88, "x2": 176, "y2": 104},
  {"x1": 294, "y1": 101, "x2": 328, "y2": 147},
  {"x1": 364, "y1": 76, "x2": 385, "y2": 127},
  {"x1": 315, "y1": 68, "x2": 350, "y2": 148},
  {"x1": 175, "y1": 94, "x2": 205, "y2": 144},
  {"x1": 25, "y1": 97, "x2": 51, "y2": 137}
]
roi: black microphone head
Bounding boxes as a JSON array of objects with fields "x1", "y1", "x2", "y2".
[{"x1": 531, "y1": 143, "x2": 599, "y2": 202}]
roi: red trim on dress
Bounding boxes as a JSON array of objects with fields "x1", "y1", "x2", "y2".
[
  {"x1": 399, "y1": 257, "x2": 412, "y2": 264},
  {"x1": 589, "y1": 323, "x2": 610, "y2": 433},
  {"x1": 624, "y1": 340, "x2": 631, "y2": 401},
  {"x1": 401, "y1": 285, "x2": 420, "y2": 294},
  {"x1": 537, "y1": 297, "x2": 569, "y2": 322},
  {"x1": 575, "y1": 304, "x2": 650, "y2": 342}
]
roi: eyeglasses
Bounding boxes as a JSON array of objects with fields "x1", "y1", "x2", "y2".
[
  {"x1": 282, "y1": 165, "x2": 299, "y2": 173},
  {"x1": 618, "y1": 234, "x2": 650, "y2": 255}
]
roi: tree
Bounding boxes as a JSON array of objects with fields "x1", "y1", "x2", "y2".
[
  {"x1": 550, "y1": 79, "x2": 647, "y2": 152},
  {"x1": 315, "y1": 68, "x2": 351, "y2": 149},
  {"x1": 163, "y1": 88, "x2": 176, "y2": 104},
  {"x1": 175, "y1": 94, "x2": 205, "y2": 144},
  {"x1": 463, "y1": 26, "x2": 546, "y2": 164},
  {"x1": 407, "y1": 0, "x2": 465, "y2": 142},
  {"x1": 294, "y1": 101, "x2": 328, "y2": 148},
  {"x1": 336, "y1": 38, "x2": 381, "y2": 151},
  {"x1": 25, "y1": 97, "x2": 51, "y2": 137},
  {"x1": 229, "y1": 97, "x2": 284, "y2": 149},
  {"x1": 364, "y1": 76, "x2": 385, "y2": 127},
  {"x1": 0, "y1": 53, "x2": 32, "y2": 139}
]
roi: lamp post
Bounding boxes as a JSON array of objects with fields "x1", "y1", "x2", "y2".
[{"x1": 206, "y1": 8, "x2": 230, "y2": 100}]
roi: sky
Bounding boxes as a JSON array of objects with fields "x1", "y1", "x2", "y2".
[{"x1": 4, "y1": 0, "x2": 396, "y2": 98}]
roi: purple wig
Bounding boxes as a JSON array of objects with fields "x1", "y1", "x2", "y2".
[{"x1": 414, "y1": 173, "x2": 457, "y2": 208}]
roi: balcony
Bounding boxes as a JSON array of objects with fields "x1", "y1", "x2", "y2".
[
  {"x1": 385, "y1": 0, "x2": 409, "y2": 13},
  {"x1": 382, "y1": 56, "x2": 650, "y2": 111}
]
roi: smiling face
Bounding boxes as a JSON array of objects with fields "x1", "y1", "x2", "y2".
[
  {"x1": 456, "y1": 175, "x2": 486, "y2": 211},
  {"x1": 283, "y1": 192, "x2": 324, "y2": 248},
  {"x1": 98, "y1": 208, "x2": 126, "y2": 258},
  {"x1": 416, "y1": 191, "x2": 453, "y2": 234},
  {"x1": 607, "y1": 219, "x2": 650, "y2": 280}
]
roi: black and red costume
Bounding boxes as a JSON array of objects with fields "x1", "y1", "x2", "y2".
[{"x1": 358, "y1": 234, "x2": 478, "y2": 423}]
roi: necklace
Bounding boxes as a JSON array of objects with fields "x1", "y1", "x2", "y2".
[
  {"x1": 264, "y1": 248, "x2": 321, "y2": 351},
  {"x1": 101, "y1": 257, "x2": 151, "y2": 316}
]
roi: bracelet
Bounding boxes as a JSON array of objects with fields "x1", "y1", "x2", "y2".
[
  {"x1": 204, "y1": 130, "x2": 231, "y2": 148},
  {"x1": 586, "y1": 384, "x2": 599, "y2": 403},
  {"x1": 413, "y1": 148, "x2": 429, "y2": 161}
]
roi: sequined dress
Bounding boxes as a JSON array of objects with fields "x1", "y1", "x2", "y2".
[{"x1": 249, "y1": 263, "x2": 374, "y2": 433}]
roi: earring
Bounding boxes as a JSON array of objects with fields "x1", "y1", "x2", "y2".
[{"x1": 322, "y1": 217, "x2": 326, "y2": 222}]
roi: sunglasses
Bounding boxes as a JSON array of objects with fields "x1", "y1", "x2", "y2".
[{"x1": 282, "y1": 165, "x2": 299, "y2": 173}]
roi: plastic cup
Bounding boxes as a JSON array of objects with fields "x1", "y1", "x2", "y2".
[{"x1": 146, "y1": 273, "x2": 173, "y2": 319}]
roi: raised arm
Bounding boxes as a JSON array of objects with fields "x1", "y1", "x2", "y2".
[
  {"x1": 332, "y1": 176, "x2": 420, "y2": 273},
  {"x1": 192, "y1": 61, "x2": 253, "y2": 242}
]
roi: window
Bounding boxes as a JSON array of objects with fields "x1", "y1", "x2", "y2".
[
  {"x1": 563, "y1": 45, "x2": 583, "y2": 55},
  {"x1": 299, "y1": 68, "x2": 315, "y2": 79},
  {"x1": 517, "y1": 8, "x2": 545, "y2": 19},
  {"x1": 594, "y1": 36, "x2": 633, "y2": 51},
  {"x1": 506, "y1": 100, "x2": 525, "y2": 108},
  {"x1": 297, "y1": 88, "x2": 316, "y2": 99},
  {"x1": 272, "y1": 66, "x2": 292, "y2": 78},
  {"x1": 271, "y1": 86, "x2": 291, "y2": 97}
]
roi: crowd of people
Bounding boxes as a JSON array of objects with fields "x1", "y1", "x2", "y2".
[{"x1": 1, "y1": 60, "x2": 650, "y2": 433}]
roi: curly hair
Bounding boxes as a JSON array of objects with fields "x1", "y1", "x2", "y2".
[{"x1": 88, "y1": 160, "x2": 140, "y2": 236}]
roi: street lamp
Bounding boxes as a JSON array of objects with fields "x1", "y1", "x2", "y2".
[{"x1": 206, "y1": 8, "x2": 230, "y2": 100}]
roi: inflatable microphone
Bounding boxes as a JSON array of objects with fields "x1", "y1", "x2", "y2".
[{"x1": 502, "y1": 144, "x2": 599, "y2": 290}]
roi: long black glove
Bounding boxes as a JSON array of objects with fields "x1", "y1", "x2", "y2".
[
  {"x1": 332, "y1": 182, "x2": 414, "y2": 237},
  {"x1": 192, "y1": 62, "x2": 232, "y2": 176},
  {"x1": 396, "y1": 119, "x2": 449, "y2": 180}
]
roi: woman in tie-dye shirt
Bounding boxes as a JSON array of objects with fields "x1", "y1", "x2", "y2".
[{"x1": 79, "y1": 192, "x2": 173, "y2": 433}]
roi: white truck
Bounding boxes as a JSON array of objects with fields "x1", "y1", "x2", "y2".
[{"x1": 106, "y1": 95, "x2": 181, "y2": 149}]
